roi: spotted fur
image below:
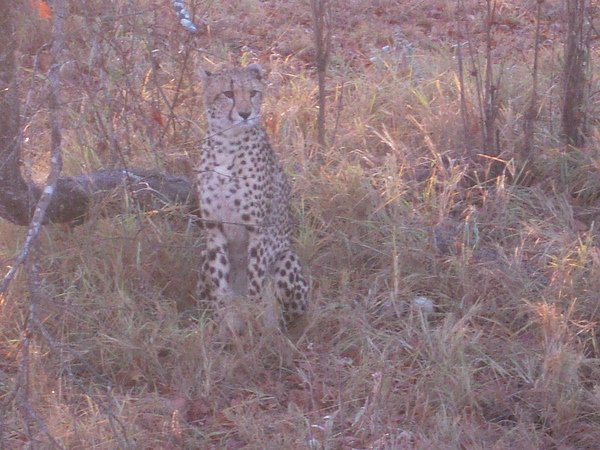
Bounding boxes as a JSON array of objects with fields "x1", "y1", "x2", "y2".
[{"x1": 196, "y1": 64, "x2": 309, "y2": 327}]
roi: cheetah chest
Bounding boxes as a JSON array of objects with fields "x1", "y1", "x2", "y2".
[{"x1": 200, "y1": 163, "x2": 246, "y2": 224}]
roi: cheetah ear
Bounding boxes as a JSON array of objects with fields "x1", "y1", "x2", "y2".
[
  {"x1": 198, "y1": 68, "x2": 212, "y2": 82},
  {"x1": 246, "y1": 63, "x2": 263, "y2": 81}
]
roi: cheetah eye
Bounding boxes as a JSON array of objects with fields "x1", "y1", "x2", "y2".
[
  {"x1": 222, "y1": 91, "x2": 234, "y2": 99},
  {"x1": 250, "y1": 90, "x2": 260, "y2": 98}
]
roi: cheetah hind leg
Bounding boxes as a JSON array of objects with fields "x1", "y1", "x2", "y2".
[{"x1": 271, "y1": 249, "x2": 309, "y2": 331}]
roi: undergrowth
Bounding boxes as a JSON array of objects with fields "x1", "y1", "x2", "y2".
[{"x1": 2, "y1": 0, "x2": 600, "y2": 448}]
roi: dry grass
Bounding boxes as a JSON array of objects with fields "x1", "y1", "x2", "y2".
[{"x1": 2, "y1": 0, "x2": 600, "y2": 448}]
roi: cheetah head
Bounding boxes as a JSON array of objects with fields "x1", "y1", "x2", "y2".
[{"x1": 199, "y1": 64, "x2": 264, "y2": 133}]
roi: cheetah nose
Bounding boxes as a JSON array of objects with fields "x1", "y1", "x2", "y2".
[{"x1": 239, "y1": 111, "x2": 251, "y2": 120}]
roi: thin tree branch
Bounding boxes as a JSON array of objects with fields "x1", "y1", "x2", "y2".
[
  {"x1": 455, "y1": 1, "x2": 470, "y2": 151},
  {"x1": 523, "y1": 0, "x2": 543, "y2": 157},
  {"x1": 18, "y1": 240, "x2": 65, "y2": 449},
  {"x1": 311, "y1": 0, "x2": 332, "y2": 155}
]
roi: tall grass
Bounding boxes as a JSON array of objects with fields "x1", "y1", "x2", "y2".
[{"x1": 2, "y1": 0, "x2": 600, "y2": 448}]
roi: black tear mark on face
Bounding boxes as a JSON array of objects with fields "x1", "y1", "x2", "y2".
[{"x1": 227, "y1": 79, "x2": 236, "y2": 122}]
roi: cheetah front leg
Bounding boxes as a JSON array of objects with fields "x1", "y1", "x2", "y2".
[
  {"x1": 199, "y1": 227, "x2": 250, "y2": 337},
  {"x1": 198, "y1": 227, "x2": 232, "y2": 307}
]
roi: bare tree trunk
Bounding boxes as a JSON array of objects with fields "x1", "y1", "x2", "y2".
[
  {"x1": 483, "y1": 0, "x2": 499, "y2": 157},
  {"x1": 481, "y1": 0, "x2": 504, "y2": 183},
  {"x1": 311, "y1": 0, "x2": 332, "y2": 155},
  {"x1": 523, "y1": 0, "x2": 543, "y2": 157},
  {"x1": 455, "y1": 0, "x2": 503, "y2": 181},
  {"x1": 562, "y1": 0, "x2": 589, "y2": 148}
]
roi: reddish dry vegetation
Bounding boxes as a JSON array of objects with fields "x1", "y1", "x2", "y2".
[{"x1": 2, "y1": 0, "x2": 600, "y2": 448}]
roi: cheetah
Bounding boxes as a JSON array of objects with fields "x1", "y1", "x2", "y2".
[{"x1": 195, "y1": 64, "x2": 309, "y2": 330}]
